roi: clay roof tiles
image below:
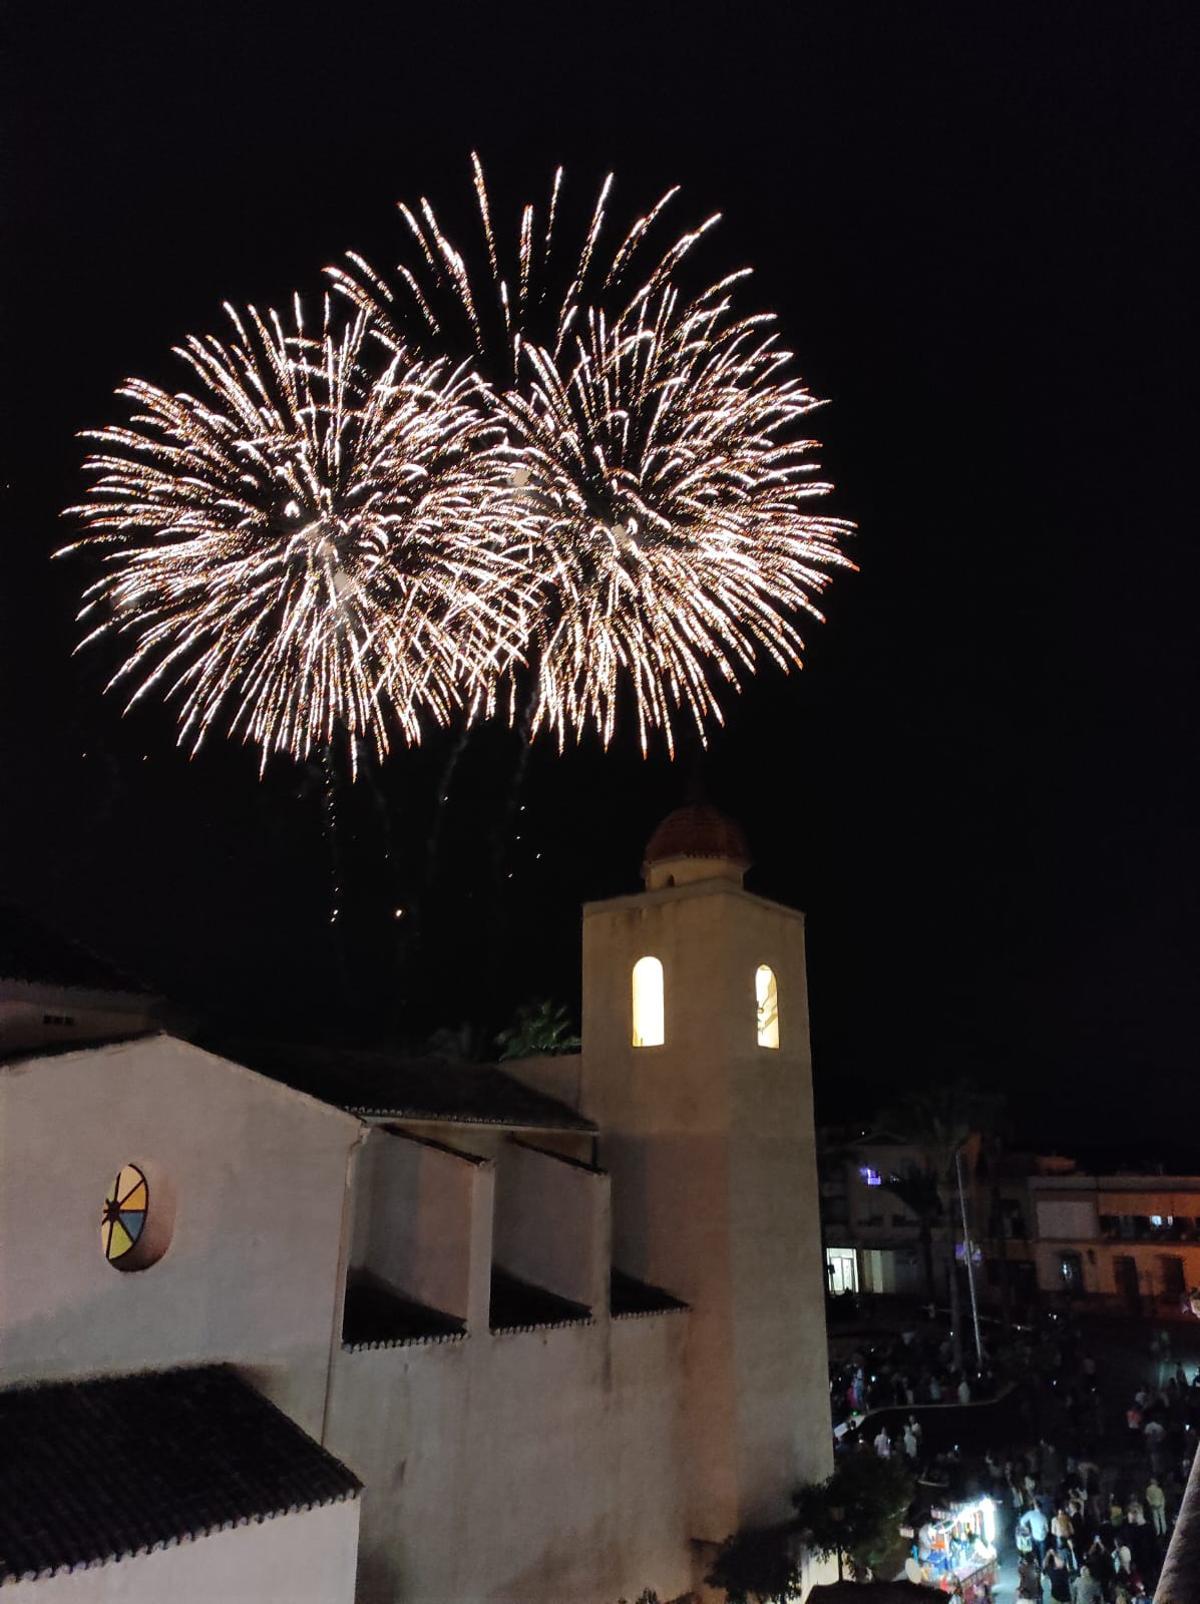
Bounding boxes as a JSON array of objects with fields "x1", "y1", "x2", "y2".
[
  {"x1": 0, "y1": 1366, "x2": 360, "y2": 1584},
  {"x1": 643, "y1": 803, "x2": 751, "y2": 870},
  {"x1": 217, "y1": 1039, "x2": 596, "y2": 1133}
]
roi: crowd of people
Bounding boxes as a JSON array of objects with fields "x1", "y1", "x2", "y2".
[
  {"x1": 1005, "y1": 1443, "x2": 1177, "y2": 1601},
  {"x1": 829, "y1": 1313, "x2": 1197, "y2": 1600},
  {"x1": 831, "y1": 1324, "x2": 1007, "y2": 1428},
  {"x1": 1002, "y1": 1323, "x2": 1195, "y2": 1601}
]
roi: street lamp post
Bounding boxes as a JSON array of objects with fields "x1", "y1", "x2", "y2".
[{"x1": 956, "y1": 1146, "x2": 984, "y2": 1370}]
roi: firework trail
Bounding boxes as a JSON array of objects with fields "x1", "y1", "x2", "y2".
[
  {"x1": 62, "y1": 298, "x2": 533, "y2": 772},
  {"x1": 331, "y1": 156, "x2": 855, "y2": 753}
]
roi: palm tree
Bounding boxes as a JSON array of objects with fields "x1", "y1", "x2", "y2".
[
  {"x1": 879, "y1": 1165, "x2": 943, "y2": 1310},
  {"x1": 977, "y1": 1102, "x2": 1018, "y2": 1332},
  {"x1": 875, "y1": 1080, "x2": 1002, "y2": 1369}
]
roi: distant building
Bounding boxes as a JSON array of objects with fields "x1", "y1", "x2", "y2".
[
  {"x1": 819, "y1": 1130, "x2": 1037, "y2": 1312},
  {"x1": 819, "y1": 1126, "x2": 1200, "y2": 1324},
  {"x1": 0, "y1": 807, "x2": 834, "y2": 1603},
  {"x1": 0, "y1": 902, "x2": 161, "y2": 1054},
  {"x1": 819, "y1": 1132, "x2": 934, "y2": 1298},
  {"x1": 1029, "y1": 1165, "x2": 1200, "y2": 1315}
]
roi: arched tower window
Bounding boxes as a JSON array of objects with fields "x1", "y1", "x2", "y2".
[
  {"x1": 756, "y1": 965, "x2": 780, "y2": 1049},
  {"x1": 632, "y1": 956, "x2": 665, "y2": 1047}
]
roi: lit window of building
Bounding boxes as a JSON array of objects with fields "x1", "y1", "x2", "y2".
[
  {"x1": 755, "y1": 964, "x2": 779, "y2": 1048},
  {"x1": 631, "y1": 956, "x2": 665, "y2": 1047}
]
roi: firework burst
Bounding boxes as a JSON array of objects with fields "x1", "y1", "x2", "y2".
[
  {"x1": 499, "y1": 289, "x2": 852, "y2": 748},
  {"x1": 331, "y1": 157, "x2": 855, "y2": 750},
  {"x1": 62, "y1": 299, "x2": 531, "y2": 771}
]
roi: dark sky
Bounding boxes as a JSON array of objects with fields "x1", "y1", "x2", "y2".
[{"x1": 2, "y1": 3, "x2": 1196, "y2": 1139}]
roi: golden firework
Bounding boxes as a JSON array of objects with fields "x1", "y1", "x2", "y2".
[
  {"x1": 62, "y1": 299, "x2": 533, "y2": 771},
  {"x1": 331, "y1": 157, "x2": 855, "y2": 751}
]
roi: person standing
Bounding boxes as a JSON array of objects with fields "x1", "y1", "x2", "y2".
[
  {"x1": 1021, "y1": 1504, "x2": 1050, "y2": 1564},
  {"x1": 1017, "y1": 1554, "x2": 1044, "y2": 1601},
  {"x1": 1145, "y1": 1476, "x2": 1167, "y2": 1536},
  {"x1": 903, "y1": 1420, "x2": 919, "y2": 1462},
  {"x1": 874, "y1": 1424, "x2": 892, "y2": 1458},
  {"x1": 1051, "y1": 1506, "x2": 1075, "y2": 1552},
  {"x1": 1045, "y1": 1551, "x2": 1072, "y2": 1602},
  {"x1": 1071, "y1": 1564, "x2": 1102, "y2": 1604},
  {"x1": 1143, "y1": 1416, "x2": 1166, "y2": 1452}
]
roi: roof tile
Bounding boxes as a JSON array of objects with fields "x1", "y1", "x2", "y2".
[{"x1": 0, "y1": 1367, "x2": 360, "y2": 1583}]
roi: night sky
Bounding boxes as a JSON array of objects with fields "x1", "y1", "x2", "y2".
[{"x1": 2, "y1": 4, "x2": 1196, "y2": 1142}]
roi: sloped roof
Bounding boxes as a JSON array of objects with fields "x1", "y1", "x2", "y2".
[
  {"x1": 610, "y1": 1268, "x2": 689, "y2": 1318},
  {"x1": 0, "y1": 903, "x2": 153, "y2": 996},
  {"x1": 0, "y1": 1366, "x2": 361, "y2": 1583},
  {"x1": 490, "y1": 1267, "x2": 592, "y2": 1332},
  {"x1": 342, "y1": 1272, "x2": 466, "y2": 1350},
  {"x1": 216, "y1": 1038, "x2": 596, "y2": 1132}
]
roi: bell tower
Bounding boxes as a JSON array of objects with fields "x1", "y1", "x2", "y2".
[{"x1": 580, "y1": 805, "x2": 831, "y2": 1550}]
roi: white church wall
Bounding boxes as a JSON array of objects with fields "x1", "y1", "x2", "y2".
[
  {"x1": 492, "y1": 1140, "x2": 609, "y2": 1310},
  {"x1": 1, "y1": 1499, "x2": 360, "y2": 1604},
  {"x1": 0, "y1": 1035, "x2": 361, "y2": 1438},
  {"x1": 326, "y1": 1312, "x2": 691, "y2": 1604},
  {"x1": 350, "y1": 1128, "x2": 484, "y2": 1321}
]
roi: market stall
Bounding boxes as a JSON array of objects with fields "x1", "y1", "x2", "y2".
[{"x1": 903, "y1": 1497, "x2": 997, "y2": 1600}]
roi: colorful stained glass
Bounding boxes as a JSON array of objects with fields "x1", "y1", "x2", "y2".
[{"x1": 102, "y1": 1164, "x2": 149, "y2": 1264}]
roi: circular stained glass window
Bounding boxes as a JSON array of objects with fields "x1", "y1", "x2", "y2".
[{"x1": 101, "y1": 1163, "x2": 154, "y2": 1269}]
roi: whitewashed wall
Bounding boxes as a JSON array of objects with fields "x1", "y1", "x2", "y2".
[
  {"x1": 0, "y1": 1035, "x2": 362, "y2": 1436},
  {"x1": 2, "y1": 1498, "x2": 360, "y2": 1604},
  {"x1": 327, "y1": 1312, "x2": 691, "y2": 1604}
]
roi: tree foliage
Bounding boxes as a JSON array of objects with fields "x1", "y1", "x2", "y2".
[
  {"x1": 793, "y1": 1453, "x2": 914, "y2": 1576},
  {"x1": 878, "y1": 1164, "x2": 943, "y2": 1306},
  {"x1": 495, "y1": 999, "x2": 581, "y2": 1060},
  {"x1": 705, "y1": 1523, "x2": 797, "y2": 1604},
  {"x1": 872, "y1": 1078, "x2": 1004, "y2": 1363}
]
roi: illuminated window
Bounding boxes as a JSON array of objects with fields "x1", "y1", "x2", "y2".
[
  {"x1": 860, "y1": 1166, "x2": 882, "y2": 1188},
  {"x1": 826, "y1": 1247, "x2": 858, "y2": 1295},
  {"x1": 101, "y1": 1162, "x2": 172, "y2": 1272},
  {"x1": 755, "y1": 964, "x2": 779, "y2": 1048},
  {"x1": 632, "y1": 956, "x2": 665, "y2": 1047}
]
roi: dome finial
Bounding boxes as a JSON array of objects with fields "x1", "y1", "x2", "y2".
[{"x1": 642, "y1": 800, "x2": 751, "y2": 890}]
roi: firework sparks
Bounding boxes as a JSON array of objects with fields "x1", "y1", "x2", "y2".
[
  {"x1": 62, "y1": 299, "x2": 532, "y2": 771},
  {"x1": 331, "y1": 157, "x2": 855, "y2": 751},
  {"x1": 502, "y1": 291, "x2": 853, "y2": 749}
]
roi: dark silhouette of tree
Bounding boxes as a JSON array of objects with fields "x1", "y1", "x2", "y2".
[
  {"x1": 793, "y1": 1454, "x2": 914, "y2": 1582},
  {"x1": 705, "y1": 1524, "x2": 797, "y2": 1603},
  {"x1": 708, "y1": 1456, "x2": 914, "y2": 1599},
  {"x1": 495, "y1": 999, "x2": 581, "y2": 1060},
  {"x1": 874, "y1": 1080, "x2": 1002, "y2": 1367},
  {"x1": 878, "y1": 1164, "x2": 943, "y2": 1308}
]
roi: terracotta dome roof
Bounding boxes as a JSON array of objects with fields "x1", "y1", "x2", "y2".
[{"x1": 643, "y1": 804, "x2": 751, "y2": 869}]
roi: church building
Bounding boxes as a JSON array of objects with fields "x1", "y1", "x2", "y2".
[{"x1": 0, "y1": 807, "x2": 832, "y2": 1603}]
